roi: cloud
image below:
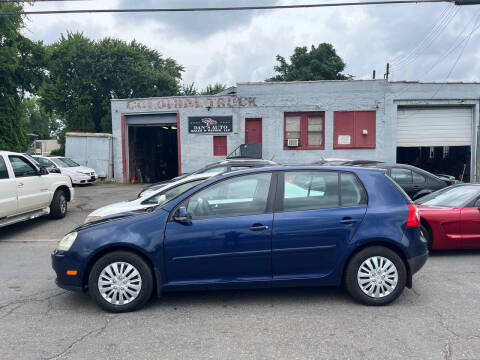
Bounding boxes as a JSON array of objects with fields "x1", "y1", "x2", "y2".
[
  {"x1": 21, "y1": 0, "x2": 480, "y2": 89},
  {"x1": 115, "y1": 0, "x2": 281, "y2": 39}
]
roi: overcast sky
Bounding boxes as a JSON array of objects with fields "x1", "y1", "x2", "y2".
[{"x1": 23, "y1": 0, "x2": 480, "y2": 89}]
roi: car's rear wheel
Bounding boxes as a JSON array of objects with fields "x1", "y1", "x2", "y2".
[
  {"x1": 345, "y1": 246, "x2": 407, "y2": 306},
  {"x1": 50, "y1": 190, "x2": 67, "y2": 219},
  {"x1": 88, "y1": 251, "x2": 153, "y2": 313},
  {"x1": 420, "y1": 224, "x2": 432, "y2": 250}
]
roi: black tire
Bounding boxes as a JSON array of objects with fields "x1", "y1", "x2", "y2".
[
  {"x1": 420, "y1": 224, "x2": 432, "y2": 250},
  {"x1": 344, "y1": 246, "x2": 407, "y2": 306},
  {"x1": 88, "y1": 251, "x2": 153, "y2": 313},
  {"x1": 50, "y1": 190, "x2": 67, "y2": 219}
]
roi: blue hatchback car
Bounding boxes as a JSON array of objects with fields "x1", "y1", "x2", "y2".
[{"x1": 52, "y1": 166, "x2": 428, "y2": 312}]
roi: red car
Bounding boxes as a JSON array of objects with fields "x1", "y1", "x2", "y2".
[{"x1": 415, "y1": 184, "x2": 480, "y2": 249}]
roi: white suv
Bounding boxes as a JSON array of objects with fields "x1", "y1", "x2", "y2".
[{"x1": 0, "y1": 151, "x2": 75, "y2": 228}]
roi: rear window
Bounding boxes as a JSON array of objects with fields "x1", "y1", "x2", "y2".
[
  {"x1": 385, "y1": 174, "x2": 412, "y2": 203},
  {"x1": 415, "y1": 186, "x2": 479, "y2": 207}
]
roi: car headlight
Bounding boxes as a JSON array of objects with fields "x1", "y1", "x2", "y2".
[
  {"x1": 57, "y1": 232, "x2": 78, "y2": 251},
  {"x1": 76, "y1": 171, "x2": 87, "y2": 176},
  {"x1": 84, "y1": 216, "x2": 101, "y2": 223}
]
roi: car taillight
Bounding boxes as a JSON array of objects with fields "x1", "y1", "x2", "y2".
[{"x1": 406, "y1": 204, "x2": 420, "y2": 227}]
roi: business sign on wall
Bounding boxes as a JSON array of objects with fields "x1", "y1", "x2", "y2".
[{"x1": 188, "y1": 116, "x2": 233, "y2": 134}]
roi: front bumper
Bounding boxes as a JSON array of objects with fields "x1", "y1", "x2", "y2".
[
  {"x1": 71, "y1": 174, "x2": 97, "y2": 184},
  {"x1": 51, "y1": 250, "x2": 85, "y2": 292}
]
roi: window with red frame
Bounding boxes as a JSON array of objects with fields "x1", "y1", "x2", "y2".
[
  {"x1": 284, "y1": 112, "x2": 325, "y2": 150},
  {"x1": 213, "y1": 136, "x2": 227, "y2": 156}
]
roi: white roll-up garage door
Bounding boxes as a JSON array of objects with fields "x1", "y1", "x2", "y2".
[{"x1": 397, "y1": 107, "x2": 472, "y2": 147}]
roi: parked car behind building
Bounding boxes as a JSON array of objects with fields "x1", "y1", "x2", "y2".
[{"x1": 52, "y1": 165, "x2": 427, "y2": 312}]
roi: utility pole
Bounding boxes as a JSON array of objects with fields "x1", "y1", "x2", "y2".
[
  {"x1": 384, "y1": 63, "x2": 390, "y2": 81},
  {"x1": 372, "y1": 70, "x2": 376, "y2": 79}
]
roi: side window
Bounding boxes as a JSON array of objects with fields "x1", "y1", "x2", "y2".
[
  {"x1": 391, "y1": 168, "x2": 413, "y2": 184},
  {"x1": 186, "y1": 173, "x2": 272, "y2": 220},
  {"x1": 0, "y1": 157, "x2": 9, "y2": 179},
  {"x1": 341, "y1": 173, "x2": 367, "y2": 207},
  {"x1": 412, "y1": 171, "x2": 426, "y2": 184},
  {"x1": 474, "y1": 198, "x2": 480, "y2": 207},
  {"x1": 8, "y1": 156, "x2": 37, "y2": 178},
  {"x1": 283, "y1": 171, "x2": 339, "y2": 212}
]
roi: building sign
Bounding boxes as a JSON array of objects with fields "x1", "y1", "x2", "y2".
[
  {"x1": 338, "y1": 135, "x2": 351, "y2": 145},
  {"x1": 126, "y1": 96, "x2": 257, "y2": 111},
  {"x1": 188, "y1": 116, "x2": 233, "y2": 134}
]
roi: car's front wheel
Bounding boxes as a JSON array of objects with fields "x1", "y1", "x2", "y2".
[
  {"x1": 88, "y1": 251, "x2": 153, "y2": 313},
  {"x1": 50, "y1": 189, "x2": 67, "y2": 219},
  {"x1": 344, "y1": 246, "x2": 407, "y2": 306}
]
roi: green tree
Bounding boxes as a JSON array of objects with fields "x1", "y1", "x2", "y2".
[
  {"x1": 0, "y1": 2, "x2": 45, "y2": 151},
  {"x1": 20, "y1": 98, "x2": 57, "y2": 140},
  {"x1": 42, "y1": 33, "x2": 184, "y2": 135},
  {"x1": 201, "y1": 83, "x2": 227, "y2": 95},
  {"x1": 180, "y1": 82, "x2": 198, "y2": 96},
  {"x1": 267, "y1": 43, "x2": 351, "y2": 82}
]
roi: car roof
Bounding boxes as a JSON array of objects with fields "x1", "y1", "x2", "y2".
[
  {"x1": 0, "y1": 151, "x2": 28, "y2": 156},
  {"x1": 213, "y1": 164, "x2": 386, "y2": 176}
]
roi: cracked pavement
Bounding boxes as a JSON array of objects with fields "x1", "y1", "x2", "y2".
[{"x1": 1, "y1": 185, "x2": 480, "y2": 359}]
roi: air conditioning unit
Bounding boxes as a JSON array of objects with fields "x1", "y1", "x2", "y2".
[{"x1": 287, "y1": 138, "x2": 299, "y2": 147}]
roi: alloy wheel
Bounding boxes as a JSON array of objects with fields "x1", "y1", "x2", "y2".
[
  {"x1": 357, "y1": 256, "x2": 398, "y2": 298},
  {"x1": 98, "y1": 262, "x2": 142, "y2": 305}
]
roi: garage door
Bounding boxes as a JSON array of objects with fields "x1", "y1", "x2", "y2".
[{"x1": 397, "y1": 107, "x2": 472, "y2": 147}]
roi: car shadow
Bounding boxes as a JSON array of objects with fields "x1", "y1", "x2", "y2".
[
  {"x1": 429, "y1": 249, "x2": 480, "y2": 257},
  {"x1": 147, "y1": 286, "x2": 352, "y2": 310}
]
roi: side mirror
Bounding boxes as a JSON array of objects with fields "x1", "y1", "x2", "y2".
[
  {"x1": 38, "y1": 166, "x2": 49, "y2": 176},
  {"x1": 173, "y1": 206, "x2": 189, "y2": 223},
  {"x1": 51, "y1": 168, "x2": 61, "y2": 174}
]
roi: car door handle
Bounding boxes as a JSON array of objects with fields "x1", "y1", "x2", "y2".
[
  {"x1": 17, "y1": 183, "x2": 24, "y2": 188},
  {"x1": 249, "y1": 224, "x2": 269, "y2": 231},
  {"x1": 340, "y1": 217, "x2": 358, "y2": 225}
]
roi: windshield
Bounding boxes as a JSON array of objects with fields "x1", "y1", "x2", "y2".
[
  {"x1": 144, "y1": 179, "x2": 206, "y2": 206},
  {"x1": 415, "y1": 186, "x2": 479, "y2": 207},
  {"x1": 24, "y1": 154, "x2": 40, "y2": 166},
  {"x1": 59, "y1": 158, "x2": 80, "y2": 167}
]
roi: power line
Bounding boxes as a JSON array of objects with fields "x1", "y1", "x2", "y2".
[
  {"x1": 0, "y1": 0, "x2": 454, "y2": 16},
  {"x1": 391, "y1": 5, "x2": 457, "y2": 67}
]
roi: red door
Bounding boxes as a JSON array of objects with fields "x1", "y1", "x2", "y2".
[{"x1": 245, "y1": 118, "x2": 262, "y2": 144}]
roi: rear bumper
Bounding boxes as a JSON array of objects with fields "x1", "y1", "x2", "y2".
[{"x1": 408, "y1": 250, "x2": 428, "y2": 275}]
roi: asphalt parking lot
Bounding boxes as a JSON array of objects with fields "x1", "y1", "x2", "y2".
[{"x1": 1, "y1": 184, "x2": 480, "y2": 360}]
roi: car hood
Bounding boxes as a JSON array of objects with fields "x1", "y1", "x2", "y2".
[
  {"x1": 88, "y1": 200, "x2": 148, "y2": 218},
  {"x1": 61, "y1": 166, "x2": 95, "y2": 174},
  {"x1": 75, "y1": 211, "x2": 146, "y2": 231}
]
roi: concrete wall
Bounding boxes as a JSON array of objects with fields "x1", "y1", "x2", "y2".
[
  {"x1": 65, "y1": 133, "x2": 113, "y2": 178},
  {"x1": 111, "y1": 80, "x2": 480, "y2": 182}
]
